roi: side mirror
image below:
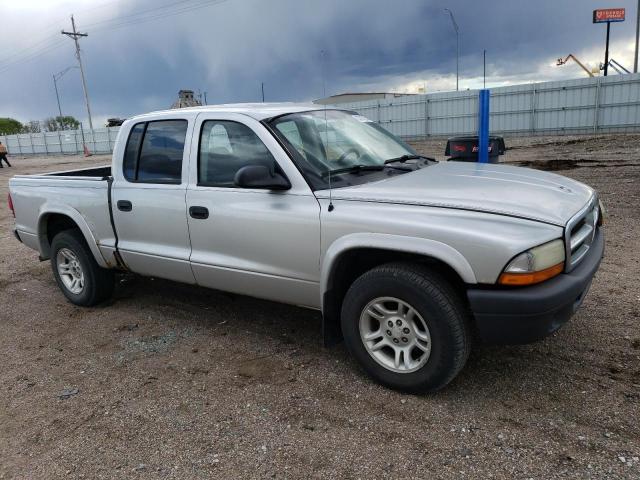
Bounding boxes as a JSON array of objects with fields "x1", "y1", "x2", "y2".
[{"x1": 234, "y1": 165, "x2": 291, "y2": 190}]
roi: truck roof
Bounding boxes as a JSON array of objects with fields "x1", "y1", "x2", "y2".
[{"x1": 131, "y1": 102, "x2": 332, "y2": 121}]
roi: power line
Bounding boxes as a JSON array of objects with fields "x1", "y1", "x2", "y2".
[
  {"x1": 84, "y1": 0, "x2": 216, "y2": 28},
  {"x1": 0, "y1": 0, "x2": 233, "y2": 74},
  {"x1": 67, "y1": 0, "x2": 128, "y2": 19},
  {"x1": 0, "y1": 0, "x2": 126, "y2": 64},
  {"x1": 0, "y1": 40, "x2": 67, "y2": 74},
  {"x1": 89, "y1": 0, "x2": 231, "y2": 33},
  {"x1": 0, "y1": 0, "x2": 206, "y2": 64},
  {"x1": 0, "y1": 34, "x2": 61, "y2": 64}
]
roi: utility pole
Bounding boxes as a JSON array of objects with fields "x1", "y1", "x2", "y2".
[
  {"x1": 635, "y1": 0, "x2": 639, "y2": 72},
  {"x1": 444, "y1": 9, "x2": 459, "y2": 91},
  {"x1": 53, "y1": 74, "x2": 63, "y2": 119},
  {"x1": 261, "y1": 82, "x2": 265, "y2": 102},
  {"x1": 604, "y1": 21, "x2": 611, "y2": 76},
  {"x1": 62, "y1": 15, "x2": 93, "y2": 130},
  {"x1": 52, "y1": 66, "x2": 78, "y2": 125}
]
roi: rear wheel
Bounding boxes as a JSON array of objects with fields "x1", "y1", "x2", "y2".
[
  {"x1": 341, "y1": 263, "x2": 470, "y2": 393},
  {"x1": 50, "y1": 229, "x2": 114, "y2": 306}
]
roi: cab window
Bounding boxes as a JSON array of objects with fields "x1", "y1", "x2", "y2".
[
  {"x1": 198, "y1": 120, "x2": 277, "y2": 187},
  {"x1": 123, "y1": 120, "x2": 188, "y2": 184}
]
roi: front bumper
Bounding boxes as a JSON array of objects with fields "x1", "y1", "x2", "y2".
[{"x1": 467, "y1": 228, "x2": 604, "y2": 344}]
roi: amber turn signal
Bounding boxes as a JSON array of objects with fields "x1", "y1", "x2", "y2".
[{"x1": 498, "y1": 262, "x2": 564, "y2": 286}]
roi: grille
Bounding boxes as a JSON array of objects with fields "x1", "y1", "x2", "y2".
[{"x1": 565, "y1": 196, "x2": 599, "y2": 272}]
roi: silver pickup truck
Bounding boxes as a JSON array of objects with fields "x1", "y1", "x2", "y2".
[{"x1": 8, "y1": 104, "x2": 604, "y2": 392}]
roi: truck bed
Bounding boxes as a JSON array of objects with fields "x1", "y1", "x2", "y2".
[
  {"x1": 47, "y1": 166, "x2": 111, "y2": 177},
  {"x1": 9, "y1": 167, "x2": 116, "y2": 267},
  {"x1": 27, "y1": 165, "x2": 112, "y2": 178}
]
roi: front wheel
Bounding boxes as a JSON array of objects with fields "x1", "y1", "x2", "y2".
[
  {"x1": 50, "y1": 229, "x2": 114, "y2": 306},
  {"x1": 341, "y1": 263, "x2": 471, "y2": 393}
]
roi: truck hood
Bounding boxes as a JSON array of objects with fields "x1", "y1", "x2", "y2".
[{"x1": 319, "y1": 161, "x2": 594, "y2": 226}]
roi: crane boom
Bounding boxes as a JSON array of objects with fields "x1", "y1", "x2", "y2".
[
  {"x1": 604, "y1": 58, "x2": 630, "y2": 74},
  {"x1": 556, "y1": 54, "x2": 595, "y2": 77}
]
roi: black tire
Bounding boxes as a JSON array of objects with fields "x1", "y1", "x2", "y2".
[
  {"x1": 50, "y1": 229, "x2": 114, "y2": 306},
  {"x1": 341, "y1": 263, "x2": 471, "y2": 393}
]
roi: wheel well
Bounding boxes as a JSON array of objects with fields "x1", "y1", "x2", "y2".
[
  {"x1": 322, "y1": 248, "x2": 467, "y2": 347},
  {"x1": 40, "y1": 214, "x2": 81, "y2": 258}
]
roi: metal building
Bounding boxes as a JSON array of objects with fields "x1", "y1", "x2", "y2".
[
  {"x1": 171, "y1": 89, "x2": 202, "y2": 109},
  {"x1": 314, "y1": 92, "x2": 417, "y2": 105}
]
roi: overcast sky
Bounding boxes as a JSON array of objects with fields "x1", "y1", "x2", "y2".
[{"x1": 1, "y1": 0, "x2": 638, "y2": 127}]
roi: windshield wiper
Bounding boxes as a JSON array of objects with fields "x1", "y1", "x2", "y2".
[
  {"x1": 322, "y1": 164, "x2": 385, "y2": 177},
  {"x1": 383, "y1": 154, "x2": 423, "y2": 164},
  {"x1": 323, "y1": 161, "x2": 419, "y2": 177}
]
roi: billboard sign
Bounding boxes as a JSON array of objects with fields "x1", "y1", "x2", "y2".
[{"x1": 593, "y1": 8, "x2": 625, "y2": 23}]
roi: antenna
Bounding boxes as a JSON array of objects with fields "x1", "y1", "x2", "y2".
[{"x1": 321, "y1": 49, "x2": 334, "y2": 212}]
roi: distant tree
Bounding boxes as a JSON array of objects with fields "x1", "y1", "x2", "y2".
[
  {"x1": 44, "y1": 115, "x2": 80, "y2": 132},
  {"x1": 0, "y1": 117, "x2": 24, "y2": 135},
  {"x1": 21, "y1": 121, "x2": 42, "y2": 133}
]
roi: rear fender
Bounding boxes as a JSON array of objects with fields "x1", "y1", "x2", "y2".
[{"x1": 37, "y1": 204, "x2": 109, "y2": 268}]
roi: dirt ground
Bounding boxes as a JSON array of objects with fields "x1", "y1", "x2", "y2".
[{"x1": 0, "y1": 134, "x2": 639, "y2": 479}]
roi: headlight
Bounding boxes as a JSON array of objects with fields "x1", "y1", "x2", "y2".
[
  {"x1": 597, "y1": 199, "x2": 605, "y2": 226},
  {"x1": 498, "y1": 239, "x2": 565, "y2": 286}
]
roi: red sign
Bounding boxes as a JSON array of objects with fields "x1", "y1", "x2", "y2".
[
  {"x1": 593, "y1": 8, "x2": 625, "y2": 23},
  {"x1": 471, "y1": 145, "x2": 493, "y2": 153}
]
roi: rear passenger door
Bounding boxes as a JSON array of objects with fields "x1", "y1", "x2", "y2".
[
  {"x1": 112, "y1": 115, "x2": 196, "y2": 284},
  {"x1": 186, "y1": 113, "x2": 321, "y2": 308}
]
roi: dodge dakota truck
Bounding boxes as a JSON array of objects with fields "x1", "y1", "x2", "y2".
[{"x1": 8, "y1": 104, "x2": 604, "y2": 392}]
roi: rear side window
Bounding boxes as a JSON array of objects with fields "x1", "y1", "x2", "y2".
[
  {"x1": 123, "y1": 123, "x2": 145, "y2": 180},
  {"x1": 123, "y1": 120, "x2": 188, "y2": 184},
  {"x1": 198, "y1": 120, "x2": 276, "y2": 187}
]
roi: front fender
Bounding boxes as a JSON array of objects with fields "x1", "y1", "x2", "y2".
[
  {"x1": 320, "y1": 232, "x2": 477, "y2": 308},
  {"x1": 37, "y1": 203, "x2": 109, "y2": 268}
]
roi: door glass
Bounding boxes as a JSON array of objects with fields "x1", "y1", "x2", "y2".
[
  {"x1": 136, "y1": 120, "x2": 188, "y2": 184},
  {"x1": 123, "y1": 123, "x2": 145, "y2": 181},
  {"x1": 198, "y1": 120, "x2": 276, "y2": 187}
]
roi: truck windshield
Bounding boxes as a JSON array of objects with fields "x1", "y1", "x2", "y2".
[{"x1": 268, "y1": 110, "x2": 421, "y2": 189}]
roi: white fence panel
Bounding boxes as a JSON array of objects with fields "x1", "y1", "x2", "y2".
[
  {"x1": 332, "y1": 74, "x2": 640, "y2": 139},
  {"x1": 2, "y1": 75, "x2": 639, "y2": 155},
  {"x1": 0, "y1": 126, "x2": 121, "y2": 156}
]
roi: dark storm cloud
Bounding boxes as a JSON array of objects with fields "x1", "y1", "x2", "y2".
[{"x1": 1, "y1": 0, "x2": 638, "y2": 125}]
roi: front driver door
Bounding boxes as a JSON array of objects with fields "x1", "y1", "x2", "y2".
[{"x1": 186, "y1": 113, "x2": 321, "y2": 308}]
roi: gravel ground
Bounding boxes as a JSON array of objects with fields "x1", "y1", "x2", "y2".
[{"x1": 0, "y1": 134, "x2": 639, "y2": 479}]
